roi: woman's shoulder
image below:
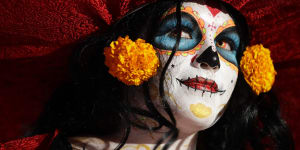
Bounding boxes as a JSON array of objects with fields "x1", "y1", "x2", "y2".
[{"x1": 69, "y1": 136, "x2": 120, "y2": 150}]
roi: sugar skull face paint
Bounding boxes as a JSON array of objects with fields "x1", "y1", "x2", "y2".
[{"x1": 151, "y1": 2, "x2": 240, "y2": 133}]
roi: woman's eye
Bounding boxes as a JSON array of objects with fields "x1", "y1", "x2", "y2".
[
  {"x1": 153, "y1": 12, "x2": 202, "y2": 51},
  {"x1": 169, "y1": 30, "x2": 192, "y2": 39},
  {"x1": 216, "y1": 40, "x2": 231, "y2": 51}
]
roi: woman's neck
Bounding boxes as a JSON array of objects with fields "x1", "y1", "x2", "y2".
[
  {"x1": 97, "y1": 125, "x2": 198, "y2": 150},
  {"x1": 119, "y1": 126, "x2": 198, "y2": 150},
  {"x1": 69, "y1": 126, "x2": 199, "y2": 150}
]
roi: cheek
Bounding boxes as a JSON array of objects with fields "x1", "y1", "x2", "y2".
[
  {"x1": 218, "y1": 54, "x2": 238, "y2": 73},
  {"x1": 217, "y1": 48, "x2": 238, "y2": 66},
  {"x1": 218, "y1": 58, "x2": 238, "y2": 90},
  {"x1": 157, "y1": 52, "x2": 194, "y2": 71},
  {"x1": 190, "y1": 103, "x2": 212, "y2": 119},
  {"x1": 215, "y1": 58, "x2": 238, "y2": 106}
]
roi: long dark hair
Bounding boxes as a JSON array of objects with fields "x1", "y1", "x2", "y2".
[{"x1": 31, "y1": 0, "x2": 294, "y2": 150}]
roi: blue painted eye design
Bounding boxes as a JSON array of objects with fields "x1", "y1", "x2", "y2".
[
  {"x1": 153, "y1": 12, "x2": 202, "y2": 51},
  {"x1": 215, "y1": 27, "x2": 240, "y2": 66}
]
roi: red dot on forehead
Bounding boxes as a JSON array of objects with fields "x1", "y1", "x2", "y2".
[{"x1": 206, "y1": 5, "x2": 221, "y2": 17}]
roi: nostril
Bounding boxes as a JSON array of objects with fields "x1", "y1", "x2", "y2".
[
  {"x1": 200, "y1": 63, "x2": 209, "y2": 69},
  {"x1": 199, "y1": 62, "x2": 220, "y2": 70},
  {"x1": 212, "y1": 65, "x2": 219, "y2": 70}
]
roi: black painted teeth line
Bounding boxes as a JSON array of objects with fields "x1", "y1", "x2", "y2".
[
  {"x1": 210, "y1": 81, "x2": 215, "y2": 98},
  {"x1": 175, "y1": 78, "x2": 226, "y2": 96}
]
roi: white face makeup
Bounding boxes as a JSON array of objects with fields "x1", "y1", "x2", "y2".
[{"x1": 151, "y1": 2, "x2": 240, "y2": 134}]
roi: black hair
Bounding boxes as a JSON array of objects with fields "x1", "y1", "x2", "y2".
[{"x1": 31, "y1": 0, "x2": 294, "y2": 150}]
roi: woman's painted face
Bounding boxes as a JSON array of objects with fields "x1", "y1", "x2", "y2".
[{"x1": 151, "y1": 2, "x2": 240, "y2": 133}]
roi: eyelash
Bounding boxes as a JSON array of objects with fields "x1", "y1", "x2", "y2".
[{"x1": 216, "y1": 38, "x2": 235, "y2": 51}]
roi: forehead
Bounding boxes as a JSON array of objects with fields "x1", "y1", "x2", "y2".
[{"x1": 166, "y1": 2, "x2": 234, "y2": 28}]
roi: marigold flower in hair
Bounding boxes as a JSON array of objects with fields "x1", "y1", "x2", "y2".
[
  {"x1": 104, "y1": 36, "x2": 159, "y2": 86},
  {"x1": 240, "y1": 44, "x2": 277, "y2": 95}
]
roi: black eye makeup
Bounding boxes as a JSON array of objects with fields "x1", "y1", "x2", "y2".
[{"x1": 153, "y1": 12, "x2": 202, "y2": 51}]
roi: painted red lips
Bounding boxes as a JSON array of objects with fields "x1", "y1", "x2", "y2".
[{"x1": 177, "y1": 76, "x2": 220, "y2": 93}]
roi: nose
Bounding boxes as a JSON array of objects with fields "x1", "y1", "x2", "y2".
[{"x1": 196, "y1": 46, "x2": 220, "y2": 70}]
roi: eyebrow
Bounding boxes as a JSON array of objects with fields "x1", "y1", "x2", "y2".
[
  {"x1": 156, "y1": 12, "x2": 199, "y2": 35},
  {"x1": 164, "y1": 12, "x2": 198, "y2": 27},
  {"x1": 216, "y1": 27, "x2": 238, "y2": 37}
]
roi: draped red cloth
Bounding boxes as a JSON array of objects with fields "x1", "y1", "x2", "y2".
[
  {"x1": 0, "y1": 0, "x2": 299, "y2": 149},
  {"x1": 0, "y1": 130, "x2": 58, "y2": 150}
]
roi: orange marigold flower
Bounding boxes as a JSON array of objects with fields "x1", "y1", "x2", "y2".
[
  {"x1": 240, "y1": 44, "x2": 277, "y2": 95},
  {"x1": 104, "y1": 36, "x2": 159, "y2": 86}
]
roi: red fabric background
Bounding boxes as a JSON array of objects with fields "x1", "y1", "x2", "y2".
[{"x1": 0, "y1": 0, "x2": 299, "y2": 148}]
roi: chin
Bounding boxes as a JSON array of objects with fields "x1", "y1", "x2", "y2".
[{"x1": 174, "y1": 110, "x2": 220, "y2": 135}]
